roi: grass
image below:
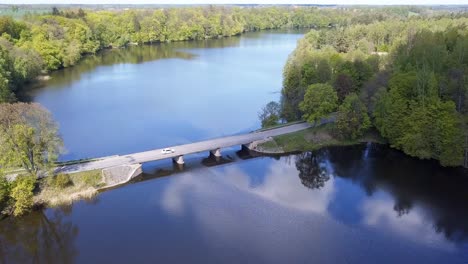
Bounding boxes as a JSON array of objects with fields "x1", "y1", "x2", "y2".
[
  {"x1": 259, "y1": 123, "x2": 385, "y2": 153},
  {"x1": 254, "y1": 138, "x2": 284, "y2": 153},
  {"x1": 34, "y1": 170, "x2": 104, "y2": 207},
  {"x1": 259, "y1": 140, "x2": 279, "y2": 149}
]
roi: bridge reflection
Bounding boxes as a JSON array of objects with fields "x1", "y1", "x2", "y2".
[
  {"x1": 133, "y1": 143, "x2": 468, "y2": 245},
  {"x1": 131, "y1": 147, "x2": 261, "y2": 183},
  {"x1": 1, "y1": 143, "x2": 467, "y2": 263}
]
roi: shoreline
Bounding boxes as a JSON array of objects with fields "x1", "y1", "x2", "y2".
[
  {"x1": 253, "y1": 123, "x2": 385, "y2": 155},
  {"x1": 33, "y1": 165, "x2": 142, "y2": 210},
  {"x1": 4, "y1": 124, "x2": 465, "y2": 219},
  {"x1": 21, "y1": 27, "x2": 312, "y2": 96}
]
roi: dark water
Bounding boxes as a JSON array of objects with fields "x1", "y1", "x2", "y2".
[
  {"x1": 1, "y1": 30, "x2": 467, "y2": 263},
  {"x1": 1, "y1": 144, "x2": 467, "y2": 263}
]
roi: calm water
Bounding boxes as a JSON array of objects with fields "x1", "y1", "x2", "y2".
[
  {"x1": 1, "y1": 145, "x2": 467, "y2": 263},
  {"x1": 1, "y1": 30, "x2": 468, "y2": 263},
  {"x1": 27, "y1": 30, "x2": 304, "y2": 161}
]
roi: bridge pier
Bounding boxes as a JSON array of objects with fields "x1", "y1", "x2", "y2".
[
  {"x1": 172, "y1": 155, "x2": 184, "y2": 165},
  {"x1": 210, "y1": 148, "x2": 221, "y2": 157}
]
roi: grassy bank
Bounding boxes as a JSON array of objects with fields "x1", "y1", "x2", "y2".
[
  {"x1": 34, "y1": 170, "x2": 104, "y2": 207},
  {"x1": 258, "y1": 123, "x2": 385, "y2": 153}
]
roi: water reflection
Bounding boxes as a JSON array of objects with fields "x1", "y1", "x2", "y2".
[
  {"x1": 1, "y1": 144, "x2": 467, "y2": 263},
  {"x1": 24, "y1": 45, "x2": 196, "y2": 95},
  {"x1": 27, "y1": 30, "x2": 306, "y2": 160},
  {"x1": 326, "y1": 144, "x2": 468, "y2": 243},
  {"x1": 155, "y1": 146, "x2": 467, "y2": 262},
  {"x1": 295, "y1": 151, "x2": 330, "y2": 190},
  {"x1": 24, "y1": 35, "x2": 248, "y2": 95},
  {"x1": 362, "y1": 194, "x2": 456, "y2": 251},
  {"x1": 0, "y1": 209, "x2": 78, "y2": 263}
]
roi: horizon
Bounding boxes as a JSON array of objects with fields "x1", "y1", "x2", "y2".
[{"x1": 2, "y1": 1, "x2": 468, "y2": 6}]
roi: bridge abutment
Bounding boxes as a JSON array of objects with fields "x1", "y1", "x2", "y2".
[{"x1": 101, "y1": 164, "x2": 142, "y2": 189}]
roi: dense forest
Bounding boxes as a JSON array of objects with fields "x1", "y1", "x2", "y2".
[
  {"x1": 280, "y1": 15, "x2": 468, "y2": 167},
  {"x1": 0, "y1": 5, "x2": 457, "y2": 103}
]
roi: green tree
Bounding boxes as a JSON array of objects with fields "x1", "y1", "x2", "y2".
[
  {"x1": 336, "y1": 93, "x2": 371, "y2": 139},
  {"x1": 316, "y1": 59, "x2": 332, "y2": 83},
  {"x1": 52, "y1": 7, "x2": 60, "y2": 16},
  {"x1": 281, "y1": 61, "x2": 305, "y2": 121},
  {"x1": 0, "y1": 73, "x2": 13, "y2": 103},
  {"x1": 0, "y1": 46, "x2": 14, "y2": 103},
  {"x1": 0, "y1": 103, "x2": 63, "y2": 175},
  {"x1": 299, "y1": 83, "x2": 338, "y2": 124},
  {"x1": 334, "y1": 73, "x2": 354, "y2": 102},
  {"x1": 0, "y1": 174, "x2": 10, "y2": 213},
  {"x1": 258, "y1": 101, "x2": 281, "y2": 128},
  {"x1": 433, "y1": 101, "x2": 464, "y2": 166},
  {"x1": 10, "y1": 175, "x2": 35, "y2": 216}
]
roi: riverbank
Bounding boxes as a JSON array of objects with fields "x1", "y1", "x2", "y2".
[
  {"x1": 34, "y1": 164, "x2": 143, "y2": 208},
  {"x1": 34, "y1": 170, "x2": 104, "y2": 207},
  {"x1": 255, "y1": 123, "x2": 385, "y2": 154}
]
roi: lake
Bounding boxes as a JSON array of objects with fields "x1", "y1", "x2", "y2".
[
  {"x1": 1, "y1": 30, "x2": 467, "y2": 264},
  {"x1": 27, "y1": 30, "x2": 305, "y2": 161}
]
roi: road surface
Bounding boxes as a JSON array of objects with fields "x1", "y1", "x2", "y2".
[{"x1": 57, "y1": 121, "x2": 325, "y2": 174}]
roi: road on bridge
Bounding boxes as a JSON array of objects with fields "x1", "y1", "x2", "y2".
[{"x1": 57, "y1": 120, "x2": 330, "y2": 174}]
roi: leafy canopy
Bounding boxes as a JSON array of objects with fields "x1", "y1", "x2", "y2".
[{"x1": 299, "y1": 83, "x2": 338, "y2": 124}]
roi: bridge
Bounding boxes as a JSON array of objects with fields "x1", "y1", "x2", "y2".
[{"x1": 56, "y1": 121, "x2": 321, "y2": 175}]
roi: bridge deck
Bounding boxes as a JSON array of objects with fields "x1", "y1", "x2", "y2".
[{"x1": 57, "y1": 122, "x2": 316, "y2": 174}]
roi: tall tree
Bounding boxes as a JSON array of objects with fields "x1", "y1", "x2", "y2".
[
  {"x1": 336, "y1": 93, "x2": 371, "y2": 140},
  {"x1": 258, "y1": 101, "x2": 281, "y2": 128},
  {"x1": 333, "y1": 73, "x2": 354, "y2": 102},
  {"x1": 299, "y1": 83, "x2": 337, "y2": 124},
  {"x1": 0, "y1": 103, "x2": 63, "y2": 175},
  {"x1": 0, "y1": 46, "x2": 14, "y2": 103}
]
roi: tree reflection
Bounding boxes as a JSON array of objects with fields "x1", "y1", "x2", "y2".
[
  {"x1": 393, "y1": 196, "x2": 413, "y2": 217},
  {"x1": 22, "y1": 35, "x2": 243, "y2": 99},
  {"x1": 324, "y1": 143, "x2": 468, "y2": 243},
  {"x1": 0, "y1": 208, "x2": 78, "y2": 263},
  {"x1": 295, "y1": 151, "x2": 330, "y2": 190}
]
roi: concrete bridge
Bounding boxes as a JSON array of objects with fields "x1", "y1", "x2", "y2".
[{"x1": 56, "y1": 121, "x2": 324, "y2": 175}]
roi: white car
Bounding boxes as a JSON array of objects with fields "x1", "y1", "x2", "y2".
[{"x1": 161, "y1": 148, "x2": 175, "y2": 154}]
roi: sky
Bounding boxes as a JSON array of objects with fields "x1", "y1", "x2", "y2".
[{"x1": 3, "y1": 0, "x2": 468, "y2": 5}]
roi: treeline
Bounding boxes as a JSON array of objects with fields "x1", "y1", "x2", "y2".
[
  {"x1": 0, "y1": 5, "x2": 450, "y2": 103},
  {"x1": 280, "y1": 16, "x2": 468, "y2": 167}
]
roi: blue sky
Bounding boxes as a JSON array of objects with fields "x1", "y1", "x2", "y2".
[{"x1": 4, "y1": 0, "x2": 468, "y2": 5}]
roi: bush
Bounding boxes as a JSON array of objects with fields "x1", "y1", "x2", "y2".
[
  {"x1": 81, "y1": 171, "x2": 102, "y2": 187},
  {"x1": 52, "y1": 173, "x2": 73, "y2": 189},
  {"x1": 10, "y1": 176, "x2": 36, "y2": 217},
  {"x1": 0, "y1": 176, "x2": 10, "y2": 213}
]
